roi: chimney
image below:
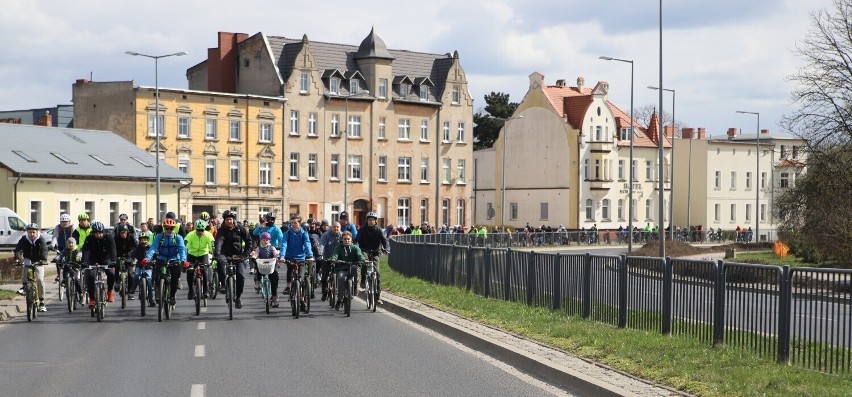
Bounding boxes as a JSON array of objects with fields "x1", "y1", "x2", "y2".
[
  {"x1": 576, "y1": 76, "x2": 585, "y2": 92},
  {"x1": 727, "y1": 128, "x2": 737, "y2": 139},
  {"x1": 760, "y1": 129, "x2": 769, "y2": 135},
  {"x1": 664, "y1": 125, "x2": 674, "y2": 139},
  {"x1": 34, "y1": 111, "x2": 52, "y2": 127},
  {"x1": 555, "y1": 79, "x2": 566, "y2": 87},
  {"x1": 75, "y1": 79, "x2": 90, "y2": 85},
  {"x1": 207, "y1": 32, "x2": 250, "y2": 93},
  {"x1": 682, "y1": 128, "x2": 695, "y2": 139},
  {"x1": 698, "y1": 128, "x2": 706, "y2": 139}
]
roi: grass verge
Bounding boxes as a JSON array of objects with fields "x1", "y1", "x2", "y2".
[
  {"x1": 0, "y1": 289, "x2": 16, "y2": 300},
  {"x1": 734, "y1": 251, "x2": 811, "y2": 267},
  {"x1": 380, "y1": 260, "x2": 852, "y2": 397}
]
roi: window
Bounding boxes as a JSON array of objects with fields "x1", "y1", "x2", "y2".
[
  {"x1": 419, "y1": 85, "x2": 428, "y2": 100},
  {"x1": 259, "y1": 161, "x2": 272, "y2": 186},
  {"x1": 30, "y1": 201, "x2": 41, "y2": 225},
  {"x1": 618, "y1": 160, "x2": 625, "y2": 180},
  {"x1": 730, "y1": 204, "x2": 736, "y2": 222},
  {"x1": 308, "y1": 153, "x2": 318, "y2": 180},
  {"x1": 760, "y1": 204, "x2": 766, "y2": 222},
  {"x1": 584, "y1": 159, "x2": 589, "y2": 180},
  {"x1": 397, "y1": 157, "x2": 411, "y2": 182},
  {"x1": 730, "y1": 171, "x2": 737, "y2": 189},
  {"x1": 420, "y1": 119, "x2": 429, "y2": 141},
  {"x1": 289, "y1": 152, "x2": 299, "y2": 179},
  {"x1": 205, "y1": 158, "x2": 216, "y2": 184},
  {"x1": 348, "y1": 115, "x2": 361, "y2": 138},
  {"x1": 510, "y1": 203, "x2": 518, "y2": 220},
  {"x1": 84, "y1": 201, "x2": 95, "y2": 220},
  {"x1": 420, "y1": 158, "x2": 429, "y2": 183},
  {"x1": 400, "y1": 83, "x2": 410, "y2": 97},
  {"x1": 330, "y1": 205, "x2": 340, "y2": 223},
  {"x1": 620, "y1": 127, "x2": 630, "y2": 140},
  {"x1": 540, "y1": 202, "x2": 549, "y2": 221},
  {"x1": 378, "y1": 117, "x2": 386, "y2": 139},
  {"x1": 52, "y1": 152, "x2": 76, "y2": 164},
  {"x1": 330, "y1": 154, "x2": 339, "y2": 180},
  {"x1": 178, "y1": 156, "x2": 189, "y2": 175},
  {"x1": 442, "y1": 199, "x2": 450, "y2": 226},
  {"x1": 457, "y1": 122, "x2": 466, "y2": 142},
  {"x1": 602, "y1": 199, "x2": 610, "y2": 220},
  {"x1": 378, "y1": 156, "x2": 387, "y2": 181},
  {"x1": 290, "y1": 111, "x2": 299, "y2": 135},
  {"x1": 90, "y1": 155, "x2": 112, "y2": 166},
  {"x1": 595, "y1": 126, "x2": 602, "y2": 141},
  {"x1": 761, "y1": 172, "x2": 767, "y2": 189},
  {"x1": 714, "y1": 204, "x2": 721, "y2": 222},
  {"x1": 645, "y1": 199, "x2": 652, "y2": 220},
  {"x1": 746, "y1": 172, "x2": 752, "y2": 189},
  {"x1": 792, "y1": 146, "x2": 799, "y2": 159},
  {"x1": 398, "y1": 119, "x2": 410, "y2": 140},
  {"x1": 131, "y1": 157, "x2": 152, "y2": 167},
  {"x1": 594, "y1": 159, "x2": 601, "y2": 179},
  {"x1": 442, "y1": 121, "x2": 450, "y2": 142},
  {"x1": 330, "y1": 114, "x2": 340, "y2": 137},
  {"x1": 205, "y1": 118, "x2": 217, "y2": 139},
  {"x1": 617, "y1": 199, "x2": 624, "y2": 220},
  {"x1": 12, "y1": 150, "x2": 36, "y2": 163},
  {"x1": 442, "y1": 158, "x2": 451, "y2": 183},
  {"x1": 109, "y1": 202, "x2": 118, "y2": 225},
  {"x1": 420, "y1": 199, "x2": 429, "y2": 224},
  {"x1": 714, "y1": 171, "x2": 721, "y2": 189},
  {"x1": 132, "y1": 202, "x2": 141, "y2": 226},
  {"x1": 632, "y1": 199, "x2": 638, "y2": 221},
  {"x1": 178, "y1": 116, "x2": 190, "y2": 138},
  {"x1": 452, "y1": 85, "x2": 461, "y2": 104},
  {"x1": 397, "y1": 198, "x2": 410, "y2": 226},
  {"x1": 780, "y1": 145, "x2": 787, "y2": 158},
  {"x1": 59, "y1": 201, "x2": 70, "y2": 220},
  {"x1": 457, "y1": 199, "x2": 466, "y2": 225},
  {"x1": 230, "y1": 120, "x2": 241, "y2": 141},
  {"x1": 645, "y1": 161, "x2": 652, "y2": 180},
  {"x1": 631, "y1": 160, "x2": 637, "y2": 181},
  {"x1": 308, "y1": 113, "x2": 318, "y2": 136},
  {"x1": 585, "y1": 199, "x2": 594, "y2": 220},
  {"x1": 379, "y1": 78, "x2": 388, "y2": 99},
  {"x1": 745, "y1": 204, "x2": 752, "y2": 222},
  {"x1": 148, "y1": 114, "x2": 164, "y2": 137},
  {"x1": 347, "y1": 155, "x2": 362, "y2": 180},
  {"x1": 259, "y1": 123, "x2": 272, "y2": 143},
  {"x1": 300, "y1": 71, "x2": 310, "y2": 92},
  {"x1": 349, "y1": 79, "x2": 359, "y2": 95},
  {"x1": 457, "y1": 159, "x2": 466, "y2": 184},
  {"x1": 329, "y1": 77, "x2": 340, "y2": 94},
  {"x1": 780, "y1": 172, "x2": 789, "y2": 188},
  {"x1": 229, "y1": 159, "x2": 240, "y2": 185}
]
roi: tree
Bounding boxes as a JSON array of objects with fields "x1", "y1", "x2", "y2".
[
  {"x1": 778, "y1": 0, "x2": 852, "y2": 266},
  {"x1": 473, "y1": 92, "x2": 518, "y2": 150},
  {"x1": 632, "y1": 104, "x2": 685, "y2": 135}
]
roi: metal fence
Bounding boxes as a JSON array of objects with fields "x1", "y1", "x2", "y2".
[{"x1": 388, "y1": 236, "x2": 852, "y2": 374}]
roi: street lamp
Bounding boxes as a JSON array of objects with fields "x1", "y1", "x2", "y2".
[
  {"x1": 125, "y1": 50, "x2": 188, "y2": 221},
  {"x1": 656, "y1": 0, "x2": 665, "y2": 258},
  {"x1": 736, "y1": 110, "x2": 760, "y2": 242},
  {"x1": 648, "y1": 86, "x2": 675, "y2": 236},
  {"x1": 599, "y1": 56, "x2": 635, "y2": 253},
  {"x1": 340, "y1": 90, "x2": 370, "y2": 216},
  {"x1": 499, "y1": 115, "x2": 523, "y2": 233}
]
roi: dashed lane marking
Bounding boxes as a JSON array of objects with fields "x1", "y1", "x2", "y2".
[
  {"x1": 194, "y1": 345, "x2": 205, "y2": 357},
  {"x1": 191, "y1": 384, "x2": 205, "y2": 397}
]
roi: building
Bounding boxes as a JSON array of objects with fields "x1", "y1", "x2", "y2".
[
  {"x1": 474, "y1": 73, "x2": 671, "y2": 230},
  {"x1": 673, "y1": 128, "x2": 807, "y2": 241},
  {"x1": 0, "y1": 105, "x2": 73, "y2": 127},
  {"x1": 0, "y1": 123, "x2": 188, "y2": 228},
  {"x1": 76, "y1": 29, "x2": 473, "y2": 227}
]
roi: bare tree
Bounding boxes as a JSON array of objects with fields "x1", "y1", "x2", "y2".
[{"x1": 631, "y1": 104, "x2": 686, "y2": 135}]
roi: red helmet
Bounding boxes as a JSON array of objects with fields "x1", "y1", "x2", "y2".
[{"x1": 163, "y1": 218, "x2": 177, "y2": 228}]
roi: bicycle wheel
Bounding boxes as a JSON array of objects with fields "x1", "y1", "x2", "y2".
[
  {"x1": 263, "y1": 277, "x2": 270, "y2": 314},
  {"x1": 96, "y1": 286, "x2": 104, "y2": 322},
  {"x1": 329, "y1": 273, "x2": 337, "y2": 308},
  {"x1": 120, "y1": 273, "x2": 127, "y2": 309},
  {"x1": 303, "y1": 276, "x2": 311, "y2": 314},
  {"x1": 210, "y1": 272, "x2": 219, "y2": 299},
  {"x1": 291, "y1": 280, "x2": 300, "y2": 319},
  {"x1": 139, "y1": 277, "x2": 147, "y2": 316},
  {"x1": 158, "y1": 278, "x2": 166, "y2": 322},
  {"x1": 370, "y1": 272, "x2": 378, "y2": 313},
  {"x1": 25, "y1": 285, "x2": 33, "y2": 322},
  {"x1": 194, "y1": 277, "x2": 202, "y2": 316},
  {"x1": 57, "y1": 272, "x2": 63, "y2": 302},
  {"x1": 227, "y1": 276, "x2": 234, "y2": 320},
  {"x1": 344, "y1": 278, "x2": 352, "y2": 317},
  {"x1": 164, "y1": 278, "x2": 172, "y2": 320},
  {"x1": 66, "y1": 276, "x2": 74, "y2": 312}
]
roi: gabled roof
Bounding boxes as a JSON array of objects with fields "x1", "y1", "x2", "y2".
[
  {"x1": 776, "y1": 159, "x2": 805, "y2": 168},
  {"x1": 0, "y1": 123, "x2": 188, "y2": 181}
]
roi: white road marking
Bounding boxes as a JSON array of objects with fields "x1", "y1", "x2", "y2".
[
  {"x1": 191, "y1": 384, "x2": 205, "y2": 397},
  {"x1": 197, "y1": 321, "x2": 206, "y2": 330},
  {"x1": 194, "y1": 345, "x2": 205, "y2": 357}
]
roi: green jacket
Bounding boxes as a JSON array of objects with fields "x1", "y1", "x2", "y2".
[
  {"x1": 185, "y1": 230, "x2": 214, "y2": 257},
  {"x1": 329, "y1": 243, "x2": 365, "y2": 272}
]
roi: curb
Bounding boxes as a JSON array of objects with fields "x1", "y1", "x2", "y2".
[{"x1": 379, "y1": 294, "x2": 644, "y2": 397}]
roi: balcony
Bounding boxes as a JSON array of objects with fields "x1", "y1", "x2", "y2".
[
  {"x1": 588, "y1": 140, "x2": 614, "y2": 153},
  {"x1": 587, "y1": 178, "x2": 613, "y2": 190}
]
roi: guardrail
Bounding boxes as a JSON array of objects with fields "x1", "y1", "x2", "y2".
[{"x1": 388, "y1": 236, "x2": 852, "y2": 374}]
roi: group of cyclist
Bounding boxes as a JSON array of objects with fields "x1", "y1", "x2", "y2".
[{"x1": 13, "y1": 207, "x2": 389, "y2": 318}]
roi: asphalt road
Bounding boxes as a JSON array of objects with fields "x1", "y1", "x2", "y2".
[{"x1": 0, "y1": 286, "x2": 563, "y2": 397}]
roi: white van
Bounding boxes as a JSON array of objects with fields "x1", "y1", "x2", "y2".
[{"x1": 0, "y1": 207, "x2": 29, "y2": 250}]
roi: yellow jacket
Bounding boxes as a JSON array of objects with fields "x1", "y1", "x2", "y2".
[{"x1": 184, "y1": 230, "x2": 214, "y2": 257}]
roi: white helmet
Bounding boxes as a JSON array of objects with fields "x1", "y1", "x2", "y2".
[{"x1": 60, "y1": 214, "x2": 72, "y2": 222}]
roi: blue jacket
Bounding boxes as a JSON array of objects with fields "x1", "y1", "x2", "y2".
[
  {"x1": 146, "y1": 232, "x2": 187, "y2": 262},
  {"x1": 252, "y1": 223, "x2": 284, "y2": 250},
  {"x1": 280, "y1": 227, "x2": 313, "y2": 261},
  {"x1": 340, "y1": 222, "x2": 357, "y2": 240}
]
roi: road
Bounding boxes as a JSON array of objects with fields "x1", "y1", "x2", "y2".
[{"x1": 0, "y1": 289, "x2": 566, "y2": 397}]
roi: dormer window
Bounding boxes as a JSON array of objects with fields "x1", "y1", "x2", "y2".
[
  {"x1": 350, "y1": 79, "x2": 359, "y2": 95},
  {"x1": 330, "y1": 78, "x2": 340, "y2": 95},
  {"x1": 419, "y1": 85, "x2": 428, "y2": 100},
  {"x1": 400, "y1": 83, "x2": 410, "y2": 98}
]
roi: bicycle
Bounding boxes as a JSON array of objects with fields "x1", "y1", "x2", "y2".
[
  {"x1": 364, "y1": 250, "x2": 386, "y2": 313},
  {"x1": 208, "y1": 257, "x2": 219, "y2": 300},
  {"x1": 116, "y1": 257, "x2": 131, "y2": 309},
  {"x1": 332, "y1": 260, "x2": 362, "y2": 317},
  {"x1": 137, "y1": 260, "x2": 154, "y2": 316},
  {"x1": 62, "y1": 260, "x2": 83, "y2": 312},
  {"x1": 155, "y1": 260, "x2": 181, "y2": 322},
  {"x1": 189, "y1": 257, "x2": 211, "y2": 316},
  {"x1": 253, "y1": 258, "x2": 277, "y2": 314},
  {"x1": 86, "y1": 263, "x2": 109, "y2": 322},
  {"x1": 327, "y1": 262, "x2": 338, "y2": 309},
  {"x1": 17, "y1": 260, "x2": 44, "y2": 322},
  {"x1": 52, "y1": 253, "x2": 64, "y2": 303},
  {"x1": 222, "y1": 255, "x2": 244, "y2": 320},
  {"x1": 283, "y1": 259, "x2": 310, "y2": 318}
]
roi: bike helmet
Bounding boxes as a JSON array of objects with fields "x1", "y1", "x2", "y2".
[
  {"x1": 194, "y1": 219, "x2": 208, "y2": 230},
  {"x1": 119, "y1": 213, "x2": 128, "y2": 220},
  {"x1": 320, "y1": 219, "x2": 329, "y2": 226},
  {"x1": 339, "y1": 211, "x2": 349, "y2": 218},
  {"x1": 264, "y1": 212, "x2": 276, "y2": 222},
  {"x1": 91, "y1": 221, "x2": 105, "y2": 232},
  {"x1": 199, "y1": 211, "x2": 210, "y2": 221},
  {"x1": 78, "y1": 213, "x2": 90, "y2": 221},
  {"x1": 301, "y1": 222, "x2": 309, "y2": 229},
  {"x1": 60, "y1": 214, "x2": 72, "y2": 222},
  {"x1": 222, "y1": 210, "x2": 236, "y2": 219},
  {"x1": 366, "y1": 211, "x2": 378, "y2": 219},
  {"x1": 115, "y1": 224, "x2": 129, "y2": 233},
  {"x1": 138, "y1": 231, "x2": 150, "y2": 240},
  {"x1": 162, "y1": 218, "x2": 177, "y2": 228},
  {"x1": 260, "y1": 232, "x2": 271, "y2": 240},
  {"x1": 26, "y1": 223, "x2": 39, "y2": 230},
  {"x1": 248, "y1": 221, "x2": 256, "y2": 229},
  {"x1": 165, "y1": 211, "x2": 176, "y2": 220}
]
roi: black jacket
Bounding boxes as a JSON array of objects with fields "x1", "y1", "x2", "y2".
[
  {"x1": 82, "y1": 234, "x2": 117, "y2": 266},
  {"x1": 14, "y1": 236, "x2": 49, "y2": 263},
  {"x1": 215, "y1": 224, "x2": 251, "y2": 257},
  {"x1": 354, "y1": 224, "x2": 388, "y2": 253}
]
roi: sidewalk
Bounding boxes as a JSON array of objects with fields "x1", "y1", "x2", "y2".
[{"x1": 0, "y1": 268, "x2": 61, "y2": 321}]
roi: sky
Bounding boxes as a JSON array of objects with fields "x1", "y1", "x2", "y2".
[{"x1": 0, "y1": 0, "x2": 836, "y2": 137}]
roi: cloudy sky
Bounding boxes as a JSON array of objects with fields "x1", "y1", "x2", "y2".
[{"x1": 0, "y1": 0, "x2": 835, "y2": 137}]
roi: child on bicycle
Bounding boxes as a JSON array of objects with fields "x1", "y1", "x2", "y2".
[
  {"x1": 251, "y1": 232, "x2": 280, "y2": 307},
  {"x1": 131, "y1": 231, "x2": 155, "y2": 307},
  {"x1": 62, "y1": 237, "x2": 84, "y2": 302},
  {"x1": 328, "y1": 231, "x2": 364, "y2": 310}
]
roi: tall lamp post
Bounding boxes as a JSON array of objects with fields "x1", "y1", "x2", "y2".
[
  {"x1": 499, "y1": 115, "x2": 523, "y2": 233},
  {"x1": 125, "y1": 50, "x2": 188, "y2": 221},
  {"x1": 648, "y1": 86, "x2": 675, "y2": 235},
  {"x1": 736, "y1": 110, "x2": 760, "y2": 242},
  {"x1": 656, "y1": 0, "x2": 665, "y2": 258},
  {"x1": 599, "y1": 56, "x2": 634, "y2": 253},
  {"x1": 340, "y1": 90, "x2": 370, "y2": 216}
]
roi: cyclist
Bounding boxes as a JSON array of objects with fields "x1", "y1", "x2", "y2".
[
  {"x1": 141, "y1": 218, "x2": 188, "y2": 307},
  {"x1": 250, "y1": 232, "x2": 281, "y2": 307},
  {"x1": 81, "y1": 221, "x2": 117, "y2": 308},
  {"x1": 114, "y1": 223, "x2": 138, "y2": 296},
  {"x1": 319, "y1": 221, "x2": 343, "y2": 301},
  {"x1": 14, "y1": 223, "x2": 50, "y2": 312},
  {"x1": 51, "y1": 213, "x2": 75, "y2": 282},
  {"x1": 131, "y1": 231, "x2": 155, "y2": 307},
  {"x1": 185, "y1": 219, "x2": 214, "y2": 300},
  {"x1": 328, "y1": 231, "x2": 364, "y2": 310},
  {"x1": 338, "y1": 211, "x2": 357, "y2": 239},
  {"x1": 214, "y1": 210, "x2": 251, "y2": 309},
  {"x1": 62, "y1": 237, "x2": 84, "y2": 302},
  {"x1": 72, "y1": 213, "x2": 93, "y2": 252},
  {"x1": 353, "y1": 212, "x2": 389, "y2": 303},
  {"x1": 279, "y1": 215, "x2": 314, "y2": 300},
  {"x1": 199, "y1": 211, "x2": 217, "y2": 237},
  {"x1": 113, "y1": 213, "x2": 137, "y2": 242},
  {"x1": 251, "y1": 212, "x2": 283, "y2": 283}
]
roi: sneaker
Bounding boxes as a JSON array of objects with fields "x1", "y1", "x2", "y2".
[
  {"x1": 89, "y1": 299, "x2": 96, "y2": 309},
  {"x1": 249, "y1": 268, "x2": 255, "y2": 275},
  {"x1": 54, "y1": 276, "x2": 60, "y2": 283},
  {"x1": 321, "y1": 292, "x2": 327, "y2": 302},
  {"x1": 106, "y1": 290, "x2": 114, "y2": 303},
  {"x1": 235, "y1": 299, "x2": 242, "y2": 309},
  {"x1": 128, "y1": 294, "x2": 135, "y2": 300},
  {"x1": 169, "y1": 297, "x2": 176, "y2": 306},
  {"x1": 203, "y1": 292, "x2": 209, "y2": 299},
  {"x1": 187, "y1": 292, "x2": 195, "y2": 300},
  {"x1": 310, "y1": 291, "x2": 315, "y2": 299},
  {"x1": 283, "y1": 287, "x2": 290, "y2": 295},
  {"x1": 359, "y1": 280, "x2": 366, "y2": 290},
  {"x1": 271, "y1": 296, "x2": 279, "y2": 308},
  {"x1": 219, "y1": 287, "x2": 226, "y2": 294},
  {"x1": 334, "y1": 299, "x2": 342, "y2": 310},
  {"x1": 148, "y1": 299, "x2": 156, "y2": 307},
  {"x1": 38, "y1": 304, "x2": 47, "y2": 312}
]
